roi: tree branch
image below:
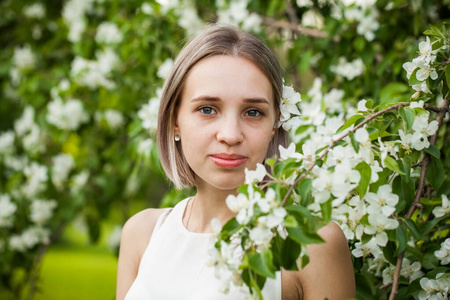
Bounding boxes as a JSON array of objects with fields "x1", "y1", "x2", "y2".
[
  {"x1": 388, "y1": 98, "x2": 449, "y2": 300},
  {"x1": 262, "y1": 17, "x2": 340, "y2": 42},
  {"x1": 281, "y1": 102, "x2": 410, "y2": 206}
]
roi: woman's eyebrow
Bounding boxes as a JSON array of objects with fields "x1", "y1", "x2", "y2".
[
  {"x1": 191, "y1": 96, "x2": 269, "y2": 104},
  {"x1": 243, "y1": 98, "x2": 270, "y2": 105},
  {"x1": 191, "y1": 96, "x2": 221, "y2": 102}
]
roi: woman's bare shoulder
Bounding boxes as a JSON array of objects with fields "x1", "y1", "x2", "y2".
[
  {"x1": 297, "y1": 221, "x2": 356, "y2": 299},
  {"x1": 121, "y1": 208, "x2": 168, "y2": 247}
]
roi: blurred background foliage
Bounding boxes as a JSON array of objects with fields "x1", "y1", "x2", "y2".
[{"x1": 0, "y1": 0, "x2": 449, "y2": 299}]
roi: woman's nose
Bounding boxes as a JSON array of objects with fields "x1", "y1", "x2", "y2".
[{"x1": 216, "y1": 115, "x2": 243, "y2": 145}]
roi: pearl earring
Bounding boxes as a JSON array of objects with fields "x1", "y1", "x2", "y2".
[{"x1": 174, "y1": 134, "x2": 181, "y2": 142}]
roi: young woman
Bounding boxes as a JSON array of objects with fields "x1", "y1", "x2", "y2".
[{"x1": 116, "y1": 25, "x2": 355, "y2": 300}]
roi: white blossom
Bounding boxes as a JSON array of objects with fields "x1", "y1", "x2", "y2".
[
  {"x1": 331, "y1": 57, "x2": 365, "y2": 80},
  {"x1": 244, "y1": 164, "x2": 266, "y2": 184},
  {"x1": 301, "y1": 9, "x2": 324, "y2": 29},
  {"x1": 52, "y1": 153, "x2": 75, "y2": 189},
  {"x1": 46, "y1": 98, "x2": 89, "y2": 130},
  {"x1": 95, "y1": 22, "x2": 123, "y2": 44},
  {"x1": 138, "y1": 89, "x2": 162, "y2": 132},
  {"x1": 419, "y1": 273, "x2": 450, "y2": 300},
  {"x1": 0, "y1": 131, "x2": 15, "y2": 155},
  {"x1": 364, "y1": 214, "x2": 399, "y2": 246},
  {"x1": 432, "y1": 194, "x2": 450, "y2": 218},
  {"x1": 0, "y1": 194, "x2": 17, "y2": 228},
  {"x1": 137, "y1": 139, "x2": 154, "y2": 157},
  {"x1": 62, "y1": 0, "x2": 93, "y2": 43},
  {"x1": 434, "y1": 238, "x2": 450, "y2": 265},
  {"x1": 103, "y1": 109, "x2": 125, "y2": 129},
  {"x1": 30, "y1": 199, "x2": 57, "y2": 225},
  {"x1": 249, "y1": 224, "x2": 273, "y2": 248},
  {"x1": 13, "y1": 45, "x2": 36, "y2": 71},
  {"x1": 357, "y1": 12, "x2": 379, "y2": 41},
  {"x1": 365, "y1": 184, "x2": 399, "y2": 217},
  {"x1": 278, "y1": 143, "x2": 302, "y2": 161},
  {"x1": 9, "y1": 226, "x2": 51, "y2": 252},
  {"x1": 23, "y1": 3, "x2": 46, "y2": 19},
  {"x1": 157, "y1": 58, "x2": 174, "y2": 80},
  {"x1": 23, "y1": 162, "x2": 48, "y2": 197},
  {"x1": 280, "y1": 85, "x2": 302, "y2": 123},
  {"x1": 71, "y1": 171, "x2": 89, "y2": 194},
  {"x1": 323, "y1": 88, "x2": 345, "y2": 113},
  {"x1": 400, "y1": 258, "x2": 424, "y2": 283},
  {"x1": 352, "y1": 238, "x2": 382, "y2": 257}
]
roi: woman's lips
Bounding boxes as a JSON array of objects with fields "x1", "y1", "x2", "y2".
[{"x1": 209, "y1": 153, "x2": 248, "y2": 169}]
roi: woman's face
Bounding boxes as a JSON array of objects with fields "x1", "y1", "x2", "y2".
[{"x1": 175, "y1": 55, "x2": 277, "y2": 192}]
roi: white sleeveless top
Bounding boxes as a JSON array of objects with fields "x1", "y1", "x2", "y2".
[{"x1": 125, "y1": 198, "x2": 281, "y2": 300}]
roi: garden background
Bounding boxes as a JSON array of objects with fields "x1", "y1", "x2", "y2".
[{"x1": 0, "y1": 0, "x2": 449, "y2": 299}]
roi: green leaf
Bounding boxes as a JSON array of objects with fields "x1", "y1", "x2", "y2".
[
  {"x1": 399, "y1": 107, "x2": 415, "y2": 131},
  {"x1": 426, "y1": 156, "x2": 444, "y2": 190},
  {"x1": 398, "y1": 156, "x2": 412, "y2": 183},
  {"x1": 408, "y1": 68, "x2": 422, "y2": 86},
  {"x1": 393, "y1": 176, "x2": 415, "y2": 214},
  {"x1": 379, "y1": 82, "x2": 409, "y2": 104},
  {"x1": 384, "y1": 156, "x2": 405, "y2": 175},
  {"x1": 249, "y1": 250, "x2": 276, "y2": 279},
  {"x1": 396, "y1": 225, "x2": 408, "y2": 255},
  {"x1": 348, "y1": 131, "x2": 360, "y2": 153},
  {"x1": 420, "y1": 216, "x2": 444, "y2": 236},
  {"x1": 295, "y1": 178, "x2": 312, "y2": 205},
  {"x1": 320, "y1": 198, "x2": 332, "y2": 223},
  {"x1": 281, "y1": 237, "x2": 301, "y2": 270},
  {"x1": 404, "y1": 219, "x2": 421, "y2": 240},
  {"x1": 300, "y1": 254, "x2": 310, "y2": 269},
  {"x1": 221, "y1": 217, "x2": 241, "y2": 235},
  {"x1": 446, "y1": 62, "x2": 450, "y2": 89},
  {"x1": 355, "y1": 161, "x2": 371, "y2": 198},
  {"x1": 382, "y1": 241, "x2": 397, "y2": 265},
  {"x1": 286, "y1": 226, "x2": 324, "y2": 245},
  {"x1": 336, "y1": 114, "x2": 365, "y2": 134},
  {"x1": 424, "y1": 144, "x2": 440, "y2": 159}
]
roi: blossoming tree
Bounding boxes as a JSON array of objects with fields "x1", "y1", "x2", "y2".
[{"x1": 0, "y1": 0, "x2": 449, "y2": 299}]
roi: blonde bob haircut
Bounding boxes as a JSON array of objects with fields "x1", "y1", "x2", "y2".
[{"x1": 157, "y1": 25, "x2": 289, "y2": 189}]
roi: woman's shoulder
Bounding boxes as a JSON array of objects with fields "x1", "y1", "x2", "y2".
[
  {"x1": 121, "y1": 208, "x2": 170, "y2": 258},
  {"x1": 122, "y1": 208, "x2": 169, "y2": 243}
]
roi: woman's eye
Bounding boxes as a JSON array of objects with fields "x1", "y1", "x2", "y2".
[
  {"x1": 199, "y1": 106, "x2": 215, "y2": 115},
  {"x1": 246, "y1": 109, "x2": 262, "y2": 117}
]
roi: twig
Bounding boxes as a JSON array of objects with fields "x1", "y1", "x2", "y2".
[
  {"x1": 262, "y1": 17, "x2": 341, "y2": 42},
  {"x1": 281, "y1": 102, "x2": 410, "y2": 206},
  {"x1": 388, "y1": 98, "x2": 449, "y2": 300},
  {"x1": 424, "y1": 103, "x2": 450, "y2": 114}
]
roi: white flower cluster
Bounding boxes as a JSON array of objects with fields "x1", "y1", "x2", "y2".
[
  {"x1": 226, "y1": 185, "x2": 287, "y2": 249},
  {"x1": 279, "y1": 85, "x2": 302, "y2": 131},
  {"x1": 379, "y1": 257, "x2": 424, "y2": 285},
  {"x1": 22, "y1": 3, "x2": 46, "y2": 19},
  {"x1": 216, "y1": 0, "x2": 261, "y2": 32},
  {"x1": 10, "y1": 45, "x2": 36, "y2": 86},
  {"x1": 330, "y1": 57, "x2": 365, "y2": 80},
  {"x1": 343, "y1": 4, "x2": 379, "y2": 41},
  {"x1": 62, "y1": 0, "x2": 93, "y2": 43},
  {"x1": 301, "y1": 9, "x2": 325, "y2": 29},
  {"x1": 155, "y1": 0, "x2": 203, "y2": 35},
  {"x1": 0, "y1": 131, "x2": 15, "y2": 155},
  {"x1": 157, "y1": 59, "x2": 174, "y2": 80},
  {"x1": 0, "y1": 194, "x2": 17, "y2": 228},
  {"x1": 403, "y1": 37, "x2": 439, "y2": 93},
  {"x1": 138, "y1": 88, "x2": 163, "y2": 133},
  {"x1": 30, "y1": 199, "x2": 58, "y2": 225},
  {"x1": 9, "y1": 227, "x2": 51, "y2": 252},
  {"x1": 46, "y1": 98, "x2": 89, "y2": 131},
  {"x1": 23, "y1": 162, "x2": 48, "y2": 198},
  {"x1": 95, "y1": 109, "x2": 125, "y2": 130},
  {"x1": 70, "y1": 48, "x2": 119, "y2": 90},
  {"x1": 432, "y1": 195, "x2": 450, "y2": 218},
  {"x1": 398, "y1": 110, "x2": 438, "y2": 151},
  {"x1": 418, "y1": 273, "x2": 450, "y2": 300},
  {"x1": 435, "y1": 238, "x2": 450, "y2": 266},
  {"x1": 95, "y1": 22, "x2": 123, "y2": 44},
  {"x1": 52, "y1": 153, "x2": 75, "y2": 190},
  {"x1": 108, "y1": 225, "x2": 123, "y2": 251}
]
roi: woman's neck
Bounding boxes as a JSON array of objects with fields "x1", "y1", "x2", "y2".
[{"x1": 183, "y1": 184, "x2": 238, "y2": 233}]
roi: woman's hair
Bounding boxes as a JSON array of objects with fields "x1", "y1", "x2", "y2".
[{"x1": 157, "y1": 25, "x2": 289, "y2": 189}]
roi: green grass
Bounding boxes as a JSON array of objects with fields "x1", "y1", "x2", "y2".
[{"x1": 34, "y1": 223, "x2": 118, "y2": 300}]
